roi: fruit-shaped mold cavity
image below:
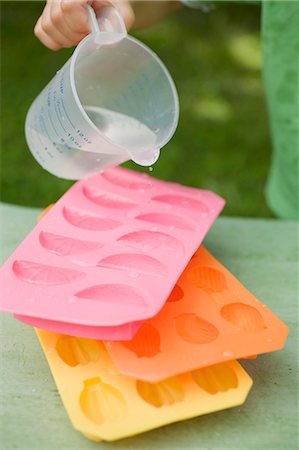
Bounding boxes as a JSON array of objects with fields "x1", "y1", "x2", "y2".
[
  {"x1": 122, "y1": 323, "x2": 161, "y2": 358},
  {"x1": 101, "y1": 170, "x2": 152, "y2": 190},
  {"x1": 191, "y1": 363, "x2": 238, "y2": 394},
  {"x1": 74, "y1": 284, "x2": 148, "y2": 307},
  {"x1": 39, "y1": 232, "x2": 103, "y2": 256},
  {"x1": 136, "y1": 213, "x2": 194, "y2": 231},
  {"x1": 167, "y1": 284, "x2": 184, "y2": 303},
  {"x1": 152, "y1": 194, "x2": 209, "y2": 213},
  {"x1": 187, "y1": 266, "x2": 227, "y2": 293},
  {"x1": 80, "y1": 377, "x2": 126, "y2": 425},
  {"x1": 175, "y1": 313, "x2": 219, "y2": 344},
  {"x1": 63, "y1": 206, "x2": 122, "y2": 231},
  {"x1": 55, "y1": 335, "x2": 101, "y2": 367},
  {"x1": 136, "y1": 377, "x2": 184, "y2": 408},
  {"x1": 221, "y1": 303, "x2": 266, "y2": 332},
  {"x1": 97, "y1": 253, "x2": 167, "y2": 277},
  {"x1": 83, "y1": 186, "x2": 137, "y2": 209},
  {"x1": 12, "y1": 260, "x2": 85, "y2": 285},
  {"x1": 118, "y1": 230, "x2": 183, "y2": 253}
]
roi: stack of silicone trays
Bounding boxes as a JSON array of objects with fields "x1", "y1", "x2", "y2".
[{"x1": 0, "y1": 167, "x2": 288, "y2": 442}]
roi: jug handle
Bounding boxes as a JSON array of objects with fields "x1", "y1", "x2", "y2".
[{"x1": 86, "y1": 5, "x2": 127, "y2": 38}]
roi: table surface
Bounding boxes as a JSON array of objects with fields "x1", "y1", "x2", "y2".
[{"x1": 0, "y1": 202, "x2": 298, "y2": 450}]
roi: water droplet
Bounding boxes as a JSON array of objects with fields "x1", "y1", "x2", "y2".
[
  {"x1": 67, "y1": 297, "x2": 77, "y2": 304},
  {"x1": 223, "y1": 351, "x2": 234, "y2": 358},
  {"x1": 151, "y1": 227, "x2": 158, "y2": 232},
  {"x1": 31, "y1": 388, "x2": 36, "y2": 393},
  {"x1": 128, "y1": 271, "x2": 140, "y2": 279},
  {"x1": 267, "y1": 337, "x2": 273, "y2": 343},
  {"x1": 141, "y1": 244, "x2": 152, "y2": 253},
  {"x1": 29, "y1": 297, "x2": 36, "y2": 303},
  {"x1": 148, "y1": 166, "x2": 153, "y2": 172},
  {"x1": 169, "y1": 226, "x2": 175, "y2": 231},
  {"x1": 106, "y1": 341, "x2": 113, "y2": 348}
]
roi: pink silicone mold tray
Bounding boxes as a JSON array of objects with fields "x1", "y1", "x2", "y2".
[
  {"x1": 104, "y1": 246, "x2": 288, "y2": 381},
  {"x1": 0, "y1": 167, "x2": 224, "y2": 339}
]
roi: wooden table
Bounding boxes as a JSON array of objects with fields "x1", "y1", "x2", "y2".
[{"x1": 0, "y1": 203, "x2": 298, "y2": 449}]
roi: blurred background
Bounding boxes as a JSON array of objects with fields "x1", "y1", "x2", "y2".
[{"x1": 0, "y1": 1, "x2": 273, "y2": 217}]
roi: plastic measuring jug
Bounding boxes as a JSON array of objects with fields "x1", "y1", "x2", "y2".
[{"x1": 25, "y1": 6, "x2": 179, "y2": 180}]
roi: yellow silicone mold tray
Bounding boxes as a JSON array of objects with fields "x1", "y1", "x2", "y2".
[
  {"x1": 105, "y1": 246, "x2": 288, "y2": 382},
  {"x1": 36, "y1": 329, "x2": 253, "y2": 442}
]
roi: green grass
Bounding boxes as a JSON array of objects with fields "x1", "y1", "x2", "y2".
[{"x1": 0, "y1": 1, "x2": 272, "y2": 217}]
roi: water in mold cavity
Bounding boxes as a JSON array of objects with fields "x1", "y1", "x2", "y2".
[
  {"x1": 191, "y1": 363, "x2": 238, "y2": 394},
  {"x1": 83, "y1": 186, "x2": 137, "y2": 209},
  {"x1": 12, "y1": 260, "x2": 85, "y2": 285},
  {"x1": 175, "y1": 313, "x2": 219, "y2": 344},
  {"x1": 63, "y1": 206, "x2": 122, "y2": 231},
  {"x1": 136, "y1": 377, "x2": 185, "y2": 408},
  {"x1": 136, "y1": 213, "x2": 194, "y2": 231},
  {"x1": 80, "y1": 377, "x2": 126, "y2": 425},
  {"x1": 74, "y1": 284, "x2": 148, "y2": 307},
  {"x1": 84, "y1": 106, "x2": 160, "y2": 166},
  {"x1": 97, "y1": 253, "x2": 167, "y2": 277},
  {"x1": 101, "y1": 169, "x2": 152, "y2": 190},
  {"x1": 39, "y1": 231, "x2": 103, "y2": 256},
  {"x1": 122, "y1": 323, "x2": 161, "y2": 358},
  {"x1": 221, "y1": 303, "x2": 266, "y2": 332},
  {"x1": 152, "y1": 194, "x2": 209, "y2": 213},
  {"x1": 55, "y1": 335, "x2": 102, "y2": 367},
  {"x1": 118, "y1": 230, "x2": 183, "y2": 253}
]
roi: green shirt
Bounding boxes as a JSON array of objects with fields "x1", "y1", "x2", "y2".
[{"x1": 183, "y1": 0, "x2": 299, "y2": 219}]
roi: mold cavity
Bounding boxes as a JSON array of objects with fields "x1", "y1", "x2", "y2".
[
  {"x1": 12, "y1": 260, "x2": 85, "y2": 285},
  {"x1": 187, "y1": 266, "x2": 227, "y2": 293},
  {"x1": 167, "y1": 285, "x2": 184, "y2": 303},
  {"x1": 221, "y1": 303, "x2": 266, "y2": 332},
  {"x1": 118, "y1": 230, "x2": 183, "y2": 252},
  {"x1": 101, "y1": 170, "x2": 152, "y2": 190},
  {"x1": 122, "y1": 323, "x2": 161, "y2": 358},
  {"x1": 175, "y1": 313, "x2": 219, "y2": 344},
  {"x1": 80, "y1": 377, "x2": 126, "y2": 425},
  {"x1": 74, "y1": 284, "x2": 148, "y2": 307},
  {"x1": 97, "y1": 254, "x2": 167, "y2": 277},
  {"x1": 136, "y1": 377, "x2": 184, "y2": 408},
  {"x1": 191, "y1": 363, "x2": 238, "y2": 394},
  {"x1": 63, "y1": 206, "x2": 121, "y2": 231},
  {"x1": 136, "y1": 213, "x2": 194, "y2": 231},
  {"x1": 152, "y1": 194, "x2": 209, "y2": 213},
  {"x1": 55, "y1": 335, "x2": 101, "y2": 366},
  {"x1": 39, "y1": 231, "x2": 103, "y2": 256},
  {"x1": 83, "y1": 186, "x2": 137, "y2": 209}
]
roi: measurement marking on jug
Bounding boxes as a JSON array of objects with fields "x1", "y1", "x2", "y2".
[
  {"x1": 40, "y1": 115, "x2": 53, "y2": 143},
  {"x1": 47, "y1": 109, "x2": 59, "y2": 138},
  {"x1": 61, "y1": 99, "x2": 75, "y2": 129}
]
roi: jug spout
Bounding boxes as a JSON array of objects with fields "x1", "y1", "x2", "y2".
[{"x1": 129, "y1": 148, "x2": 160, "y2": 167}]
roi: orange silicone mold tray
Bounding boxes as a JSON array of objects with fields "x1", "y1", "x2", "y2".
[
  {"x1": 36, "y1": 328, "x2": 253, "y2": 441},
  {"x1": 0, "y1": 167, "x2": 224, "y2": 340},
  {"x1": 104, "y1": 246, "x2": 288, "y2": 381}
]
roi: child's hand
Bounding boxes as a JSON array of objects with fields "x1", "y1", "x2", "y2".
[{"x1": 34, "y1": 0, "x2": 135, "y2": 51}]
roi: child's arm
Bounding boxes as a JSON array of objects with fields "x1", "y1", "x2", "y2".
[{"x1": 34, "y1": 0, "x2": 135, "y2": 50}]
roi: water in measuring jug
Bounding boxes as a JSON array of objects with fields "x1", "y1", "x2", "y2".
[{"x1": 83, "y1": 105, "x2": 159, "y2": 166}]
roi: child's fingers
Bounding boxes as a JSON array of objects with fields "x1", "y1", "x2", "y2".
[
  {"x1": 60, "y1": 0, "x2": 93, "y2": 35},
  {"x1": 34, "y1": 17, "x2": 61, "y2": 51},
  {"x1": 41, "y1": 1, "x2": 77, "y2": 48},
  {"x1": 50, "y1": 0, "x2": 87, "y2": 46}
]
